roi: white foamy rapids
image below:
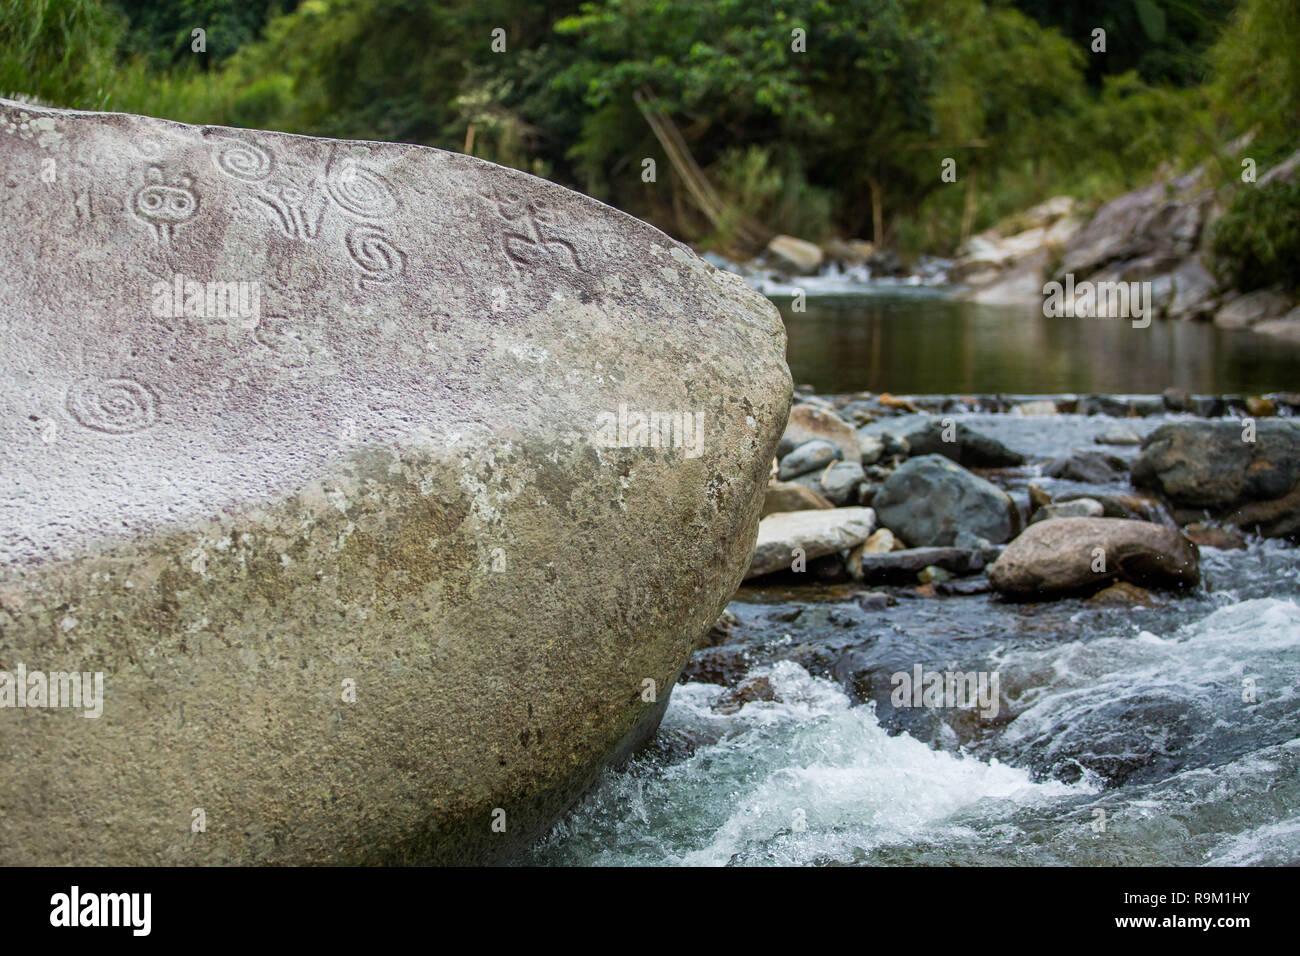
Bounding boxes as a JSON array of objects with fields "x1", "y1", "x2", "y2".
[
  {"x1": 527, "y1": 661, "x2": 1083, "y2": 866},
  {"x1": 993, "y1": 598, "x2": 1300, "y2": 757}
]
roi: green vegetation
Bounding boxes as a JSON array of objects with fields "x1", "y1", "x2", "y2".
[
  {"x1": 2, "y1": 0, "x2": 1297, "y2": 261},
  {"x1": 1213, "y1": 180, "x2": 1300, "y2": 293}
]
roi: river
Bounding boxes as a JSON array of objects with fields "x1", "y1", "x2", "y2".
[
  {"x1": 521, "y1": 288, "x2": 1300, "y2": 867},
  {"x1": 777, "y1": 288, "x2": 1300, "y2": 395}
]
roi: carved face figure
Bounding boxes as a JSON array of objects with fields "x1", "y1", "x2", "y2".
[{"x1": 132, "y1": 166, "x2": 198, "y2": 241}]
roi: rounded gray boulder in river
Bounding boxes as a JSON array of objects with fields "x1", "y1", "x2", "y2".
[{"x1": 0, "y1": 99, "x2": 791, "y2": 864}]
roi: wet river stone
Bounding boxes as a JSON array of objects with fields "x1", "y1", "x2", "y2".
[
  {"x1": 1132, "y1": 419, "x2": 1300, "y2": 538},
  {"x1": 872, "y1": 454, "x2": 1019, "y2": 546},
  {"x1": 0, "y1": 100, "x2": 792, "y2": 864},
  {"x1": 988, "y1": 518, "x2": 1199, "y2": 597}
]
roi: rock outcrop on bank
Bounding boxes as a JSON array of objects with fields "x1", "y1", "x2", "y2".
[
  {"x1": 0, "y1": 99, "x2": 792, "y2": 864},
  {"x1": 951, "y1": 152, "x2": 1300, "y2": 342}
]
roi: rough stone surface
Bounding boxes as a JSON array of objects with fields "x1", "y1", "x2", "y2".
[
  {"x1": 1057, "y1": 173, "x2": 1208, "y2": 280},
  {"x1": 888, "y1": 416, "x2": 1025, "y2": 467},
  {"x1": 872, "y1": 455, "x2": 1019, "y2": 547},
  {"x1": 745, "y1": 508, "x2": 876, "y2": 579},
  {"x1": 1132, "y1": 420, "x2": 1300, "y2": 537},
  {"x1": 784, "y1": 403, "x2": 860, "y2": 464},
  {"x1": 777, "y1": 438, "x2": 841, "y2": 479},
  {"x1": 762, "y1": 480, "x2": 834, "y2": 517},
  {"x1": 0, "y1": 100, "x2": 792, "y2": 864},
  {"x1": 988, "y1": 518, "x2": 1200, "y2": 597},
  {"x1": 1163, "y1": 255, "x2": 1218, "y2": 320}
]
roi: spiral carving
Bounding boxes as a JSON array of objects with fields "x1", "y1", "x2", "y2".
[
  {"x1": 346, "y1": 227, "x2": 406, "y2": 287},
  {"x1": 328, "y1": 163, "x2": 397, "y2": 219},
  {"x1": 211, "y1": 138, "x2": 273, "y2": 182},
  {"x1": 66, "y1": 377, "x2": 158, "y2": 434}
]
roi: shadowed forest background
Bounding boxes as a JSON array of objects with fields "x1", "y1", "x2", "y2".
[{"x1": 2, "y1": 0, "x2": 1297, "y2": 286}]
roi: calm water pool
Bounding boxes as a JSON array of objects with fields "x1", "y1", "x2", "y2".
[{"x1": 776, "y1": 288, "x2": 1300, "y2": 395}]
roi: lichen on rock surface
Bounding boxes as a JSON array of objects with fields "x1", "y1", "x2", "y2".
[{"x1": 0, "y1": 99, "x2": 792, "y2": 864}]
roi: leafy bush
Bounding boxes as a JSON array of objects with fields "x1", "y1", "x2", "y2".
[
  {"x1": 0, "y1": 0, "x2": 125, "y2": 108},
  {"x1": 1212, "y1": 180, "x2": 1300, "y2": 293}
]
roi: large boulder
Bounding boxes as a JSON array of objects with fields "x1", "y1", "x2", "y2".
[
  {"x1": 988, "y1": 518, "x2": 1199, "y2": 597},
  {"x1": 745, "y1": 508, "x2": 876, "y2": 579},
  {"x1": 0, "y1": 100, "x2": 792, "y2": 864},
  {"x1": 1132, "y1": 420, "x2": 1300, "y2": 537},
  {"x1": 872, "y1": 455, "x2": 1019, "y2": 547},
  {"x1": 1057, "y1": 173, "x2": 1208, "y2": 280}
]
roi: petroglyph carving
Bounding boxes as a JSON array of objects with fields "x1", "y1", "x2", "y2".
[
  {"x1": 65, "y1": 376, "x2": 159, "y2": 434},
  {"x1": 477, "y1": 183, "x2": 587, "y2": 275},
  {"x1": 345, "y1": 226, "x2": 406, "y2": 288},
  {"x1": 210, "y1": 137, "x2": 274, "y2": 182},
  {"x1": 255, "y1": 180, "x2": 324, "y2": 240},
  {"x1": 131, "y1": 166, "x2": 198, "y2": 244},
  {"x1": 327, "y1": 161, "x2": 397, "y2": 219}
]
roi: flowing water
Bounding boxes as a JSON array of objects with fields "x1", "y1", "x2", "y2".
[{"x1": 522, "y1": 289, "x2": 1300, "y2": 866}]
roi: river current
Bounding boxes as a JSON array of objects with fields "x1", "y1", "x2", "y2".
[{"x1": 522, "y1": 288, "x2": 1300, "y2": 866}]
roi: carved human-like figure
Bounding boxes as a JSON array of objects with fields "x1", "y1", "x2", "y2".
[{"x1": 131, "y1": 166, "x2": 199, "y2": 244}]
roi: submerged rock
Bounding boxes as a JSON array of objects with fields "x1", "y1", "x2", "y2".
[
  {"x1": 1090, "y1": 581, "x2": 1156, "y2": 605},
  {"x1": 988, "y1": 518, "x2": 1199, "y2": 598},
  {"x1": 1182, "y1": 522, "x2": 1248, "y2": 551},
  {"x1": 712, "y1": 674, "x2": 778, "y2": 715},
  {"x1": 0, "y1": 100, "x2": 791, "y2": 864},
  {"x1": 872, "y1": 455, "x2": 1019, "y2": 547}
]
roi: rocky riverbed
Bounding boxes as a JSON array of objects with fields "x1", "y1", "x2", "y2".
[
  {"x1": 709, "y1": 147, "x2": 1300, "y2": 346},
  {"x1": 522, "y1": 393, "x2": 1300, "y2": 865}
]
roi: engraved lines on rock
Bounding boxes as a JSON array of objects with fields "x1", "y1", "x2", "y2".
[
  {"x1": 210, "y1": 137, "x2": 322, "y2": 242},
  {"x1": 327, "y1": 159, "x2": 405, "y2": 289},
  {"x1": 64, "y1": 376, "x2": 159, "y2": 435},
  {"x1": 476, "y1": 183, "x2": 591, "y2": 277},
  {"x1": 131, "y1": 166, "x2": 199, "y2": 245},
  {"x1": 208, "y1": 137, "x2": 407, "y2": 289}
]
